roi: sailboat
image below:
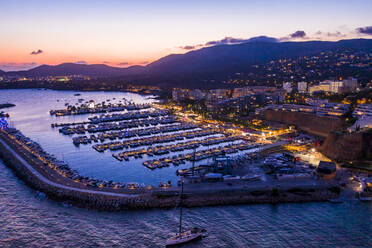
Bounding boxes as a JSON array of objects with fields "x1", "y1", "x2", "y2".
[{"x1": 166, "y1": 180, "x2": 206, "y2": 247}]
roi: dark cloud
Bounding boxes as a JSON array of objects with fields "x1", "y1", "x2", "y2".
[
  {"x1": 179, "y1": 45, "x2": 197, "y2": 50},
  {"x1": 279, "y1": 31, "x2": 308, "y2": 41},
  {"x1": 289, "y1": 30, "x2": 306, "y2": 38},
  {"x1": 30, "y1": 49, "x2": 43, "y2": 55},
  {"x1": 75, "y1": 60, "x2": 87, "y2": 64},
  {"x1": 102, "y1": 61, "x2": 110, "y2": 64},
  {"x1": 117, "y1": 62, "x2": 129, "y2": 66},
  {"x1": 179, "y1": 36, "x2": 278, "y2": 50},
  {"x1": 356, "y1": 26, "x2": 372, "y2": 35}
]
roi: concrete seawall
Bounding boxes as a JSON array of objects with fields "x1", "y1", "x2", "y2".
[{"x1": 0, "y1": 135, "x2": 339, "y2": 210}]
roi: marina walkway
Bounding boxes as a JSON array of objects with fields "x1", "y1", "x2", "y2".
[{"x1": 0, "y1": 137, "x2": 139, "y2": 198}]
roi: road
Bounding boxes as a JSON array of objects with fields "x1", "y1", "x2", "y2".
[{"x1": 0, "y1": 137, "x2": 140, "y2": 198}]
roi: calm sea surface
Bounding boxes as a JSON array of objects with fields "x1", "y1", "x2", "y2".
[{"x1": 0, "y1": 89, "x2": 371, "y2": 247}]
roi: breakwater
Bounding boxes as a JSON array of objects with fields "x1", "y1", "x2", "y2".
[{"x1": 0, "y1": 131, "x2": 339, "y2": 210}]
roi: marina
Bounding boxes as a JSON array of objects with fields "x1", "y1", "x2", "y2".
[
  {"x1": 0, "y1": 90, "x2": 345, "y2": 188},
  {"x1": 1, "y1": 89, "x2": 371, "y2": 247},
  {"x1": 49, "y1": 102, "x2": 268, "y2": 176}
]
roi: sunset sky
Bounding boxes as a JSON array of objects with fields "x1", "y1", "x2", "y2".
[{"x1": 1, "y1": 0, "x2": 372, "y2": 71}]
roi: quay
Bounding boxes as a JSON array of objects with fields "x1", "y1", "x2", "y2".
[{"x1": 0, "y1": 128, "x2": 340, "y2": 210}]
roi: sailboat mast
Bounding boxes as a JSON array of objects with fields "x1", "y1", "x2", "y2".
[
  {"x1": 179, "y1": 180, "x2": 184, "y2": 235},
  {"x1": 192, "y1": 146, "x2": 196, "y2": 176}
]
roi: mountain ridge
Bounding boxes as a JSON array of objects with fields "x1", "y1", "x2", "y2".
[{"x1": 3, "y1": 38, "x2": 372, "y2": 79}]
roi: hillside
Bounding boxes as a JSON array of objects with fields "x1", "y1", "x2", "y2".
[
  {"x1": 3, "y1": 39, "x2": 372, "y2": 88},
  {"x1": 5, "y1": 63, "x2": 145, "y2": 78},
  {"x1": 145, "y1": 39, "x2": 372, "y2": 74}
]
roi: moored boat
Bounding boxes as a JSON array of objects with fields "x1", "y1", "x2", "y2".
[
  {"x1": 166, "y1": 228, "x2": 204, "y2": 247},
  {"x1": 166, "y1": 181, "x2": 206, "y2": 247}
]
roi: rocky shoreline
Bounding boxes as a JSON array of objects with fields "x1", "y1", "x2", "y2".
[{"x1": 0, "y1": 134, "x2": 339, "y2": 211}]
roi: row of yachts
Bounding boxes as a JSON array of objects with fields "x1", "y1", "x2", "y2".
[
  {"x1": 62, "y1": 116, "x2": 179, "y2": 135},
  {"x1": 112, "y1": 136, "x2": 241, "y2": 161},
  {"x1": 88, "y1": 109, "x2": 169, "y2": 123},
  {"x1": 52, "y1": 115, "x2": 174, "y2": 129},
  {"x1": 91, "y1": 128, "x2": 220, "y2": 152},
  {"x1": 50, "y1": 102, "x2": 152, "y2": 116},
  {"x1": 142, "y1": 143, "x2": 259, "y2": 170},
  {"x1": 73, "y1": 123, "x2": 202, "y2": 145}
]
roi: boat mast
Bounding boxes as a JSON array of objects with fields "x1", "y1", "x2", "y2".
[
  {"x1": 179, "y1": 180, "x2": 184, "y2": 235},
  {"x1": 192, "y1": 146, "x2": 196, "y2": 176}
]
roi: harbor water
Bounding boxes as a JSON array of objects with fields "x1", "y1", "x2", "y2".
[
  {"x1": 1, "y1": 89, "x2": 371, "y2": 247},
  {"x1": 1, "y1": 159, "x2": 371, "y2": 247},
  {"x1": 0, "y1": 89, "x2": 249, "y2": 186}
]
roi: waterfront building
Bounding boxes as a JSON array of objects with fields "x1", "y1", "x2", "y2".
[
  {"x1": 206, "y1": 89, "x2": 230, "y2": 100},
  {"x1": 316, "y1": 103, "x2": 349, "y2": 117},
  {"x1": 297, "y1": 81, "x2": 307, "y2": 93},
  {"x1": 329, "y1": 81, "x2": 344, "y2": 94},
  {"x1": 353, "y1": 104, "x2": 372, "y2": 117},
  {"x1": 308, "y1": 78, "x2": 358, "y2": 95},
  {"x1": 283, "y1": 82, "x2": 293, "y2": 93},
  {"x1": 342, "y1": 77, "x2": 358, "y2": 92},
  {"x1": 263, "y1": 102, "x2": 349, "y2": 117},
  {"x1": 308, "y1": 83, "x2": 330, "y2": 95}
]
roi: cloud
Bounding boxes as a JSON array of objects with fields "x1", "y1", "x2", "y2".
[
  {"x1": 179, "y1": 35, "x2": 278, "y2": 50},
  {"x1": 139, "y1": 61, "x2": 149, "y2": 65},
  {"x1": 179, "y1": 45, "x2": 197, "y2": 50},
  {"x1": 315, "y1": 31, "x2": 346, "y2": 38},
  {"x1": 356, "y1": 26, "x2": 372, "y2": 35},
  {"x1": 75, "y1": 60, "x2": 87, "y2": 64},
  {"x1": 30, "y1": 49, "x2": 43, "y2": 55},
  {"x1": 102, "y1": 61, "x2": 110, "y2": 64},
  {"x1": 117, "y1": 62, "x2": 129, "y2": 66},
  {"x1": 289, "y1": 30, "x2": 306, "y2": 39},
  {"x1": 0, "y1": 62, "x2": 38, "y2": 71},
  {"x1": 279, "y1": 30, "x2": 308, "y2": 41},
  {"x1": 205, "y1": 36, "x2": 278, "y2": 46}
]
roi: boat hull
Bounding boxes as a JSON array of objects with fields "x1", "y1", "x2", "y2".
[{"x1": 166, "y1": 233, "x2": 202, "y2": 247}]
